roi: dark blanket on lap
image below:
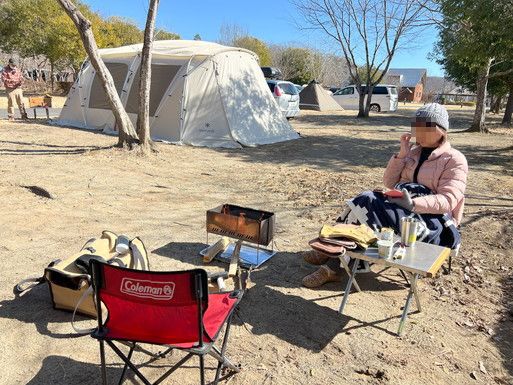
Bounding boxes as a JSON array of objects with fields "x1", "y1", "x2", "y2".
[{"x1": 337, "y1": 183, "x2": 460, "y2": 249}]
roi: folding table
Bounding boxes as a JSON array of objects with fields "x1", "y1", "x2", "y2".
[{"x1": 339, "y1": 241, "x2": 450, "y2": 335}]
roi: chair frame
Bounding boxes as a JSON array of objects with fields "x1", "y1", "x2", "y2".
[{"x1": 90, "y1": 261, "x2": 242, "y2": 385}]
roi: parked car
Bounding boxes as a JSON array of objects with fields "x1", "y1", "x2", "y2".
[
  {"x1": 261, "y1": 67, "x2": 283, "y2": 80},
  {"x1": 332, "y1": 84, "x2": 398, "y2": 112},
  {"x1": 329, "y1": 87, "x2": 341, "y2": 94},
  {"x1": 267, "y1": 80, "x2": 300, "y2": 119}
]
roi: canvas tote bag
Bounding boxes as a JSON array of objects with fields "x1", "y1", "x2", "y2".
[{"x1": 16, "y1": 231, "x2": 149, "y2": 318}]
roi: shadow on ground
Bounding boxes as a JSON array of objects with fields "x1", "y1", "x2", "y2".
[
  {"x1": 0, "y1": 284, "x2": 83, "y2": 339},
  {"x1": 212, "y1": 135, "x2": 398, "y2": 173},
  {"x1": 26, "y1": 352, "x2": 236, "y2": 385},
  {"x1": 153, "y1": 241, "x2": 408, "y2": 350},
  {"x1": 25, "y1": 355, "x2": 121, "y2": 385},
  {"x1": 495, "y1": 273, "x2": 513, "y2": 381},
  {"x1": 0, "y1": 138, "x2": 112, "y2": 156},
  {"x1": 295, "y1": 111, "x2": 409, "y2": 129},
  {"x1": 457, "y1": 143, "x2": 513, "y2": 175}
]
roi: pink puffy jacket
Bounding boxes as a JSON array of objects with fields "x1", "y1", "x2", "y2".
[{"x1": 383, "y1": 141, "x2": 468, "y2": 226}]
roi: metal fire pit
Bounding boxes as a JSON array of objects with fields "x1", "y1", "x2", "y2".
[{"x1": 206, "y1": 204, "x2": 275, "y2": 246}]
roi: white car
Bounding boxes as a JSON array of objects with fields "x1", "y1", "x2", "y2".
[
  {"x1": 267, "y1": 80, "x2": 300, "y2": 119},
  {"x1": 332, "y1": 84, "x2": 398, "y2": 112}
]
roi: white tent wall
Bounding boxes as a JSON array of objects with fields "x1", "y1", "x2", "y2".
[
  {"x1": 216, "y1": 51, "x2": 298, "y2": 146},
  {"x1": 149, "y1": 59, "x2": 189, "y2": 142},
  {"x1": 181, "y1": 56, "x2": 238, "y2": 148}
]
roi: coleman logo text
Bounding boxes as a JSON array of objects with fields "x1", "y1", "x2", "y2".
[{"x1": 120, "y1": 278, "x2": 175, "y2": 300}]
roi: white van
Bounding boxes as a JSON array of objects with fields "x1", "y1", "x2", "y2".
[{"x1": 332, "y1": 84, "x2": 398, "y2": 112}]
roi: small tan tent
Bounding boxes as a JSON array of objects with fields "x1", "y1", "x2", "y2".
[{"x1": 299, "y1": 81, "x2": 344, "y2": 111}]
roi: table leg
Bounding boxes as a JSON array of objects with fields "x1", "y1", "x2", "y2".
[
  {"x1": 397, "y1": 273, "x2": 419, "y2": 335},
  {"x1": 45, "y1": 107, "x2": 49, "y2": 119},
  {"x1": 339, "y1": 258, "x2": 359, "y2": 314},
  {"x1": 410, "y1": 273, "x2": 421, "y2": 312},
  {"x1": 341, "y1": 257, "x2": 361, "y2": 292}
]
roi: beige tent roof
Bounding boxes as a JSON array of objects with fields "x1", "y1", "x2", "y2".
[
  {"x1": 99, "y1": 40, "x2": 256, "y2": 59},
  {"x1": 299, "y1": 82, "x2": 343, "y2": 111}
]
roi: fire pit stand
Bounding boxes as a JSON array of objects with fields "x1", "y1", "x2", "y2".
[{"x1": 205, "y1": 204, "x2": 275, "y2": 289}]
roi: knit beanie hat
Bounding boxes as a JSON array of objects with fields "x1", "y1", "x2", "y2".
[{"x1": 414, "y1": 103, "x2": 449, "y2": 131}]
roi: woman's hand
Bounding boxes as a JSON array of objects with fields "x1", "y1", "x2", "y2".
[
  {"x1": 397, "y1": 133, "x2": 412, "y2": 158},
  {"x1": 388, "y1": 188, "x2": 414, "y2": 211}
]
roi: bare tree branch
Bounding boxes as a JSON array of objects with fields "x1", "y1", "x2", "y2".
[{"x1": 294, "y1": 0, "x2": 435, "y2": 117}]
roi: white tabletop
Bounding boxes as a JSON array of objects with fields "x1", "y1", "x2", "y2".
[{"x1": 347, "y1": 241, "x2": 450, "y2": 277}]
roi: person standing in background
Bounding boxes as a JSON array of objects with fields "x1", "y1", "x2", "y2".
[{"x1": 2, "y1": 58, "x2": 28, "y2": 121}]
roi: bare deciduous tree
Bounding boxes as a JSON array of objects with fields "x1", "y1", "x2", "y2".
[
  {"x1": 294, "y1": 0, "x2": 433, "y2": 117},
  {"x1": 269, "y1": 44, "x2": 348, "y2": 86},
  {"x1": 217, "y1": 23, "x2": 248, "y2": 46},
  {"x1": 317, "y1": 54, "x2": 350, "y2": 87},
  {"x1": 57, "y1": 0, "x2": 139, "y2": 148}
]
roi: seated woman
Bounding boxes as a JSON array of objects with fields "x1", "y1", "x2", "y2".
[{"x1": 302, "y1": 103, "x2": 468, "y2": 288}]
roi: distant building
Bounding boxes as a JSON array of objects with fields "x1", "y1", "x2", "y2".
[
  {"x1": 383, "y1": 74, "x2": 402, "y2": 87},
  {"x1": 385, "y1": 68, "x2": 427, "y2": 103}
]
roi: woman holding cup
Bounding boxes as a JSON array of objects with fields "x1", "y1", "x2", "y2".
[{"x1": 302, "y1": 103, "x2": 468, "y2": 288}]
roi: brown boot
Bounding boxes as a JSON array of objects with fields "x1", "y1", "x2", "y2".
[
  {"x1": 21, "y1": 112, "x2": 28, "y2": 120},
  {"x1": 303, "y1": 250, "x2": 330, "y2": 265},
  {"x1": 302, "y1": 265, "x2": 342, "y2": 288}
]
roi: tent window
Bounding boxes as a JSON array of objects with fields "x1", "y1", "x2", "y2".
[
  {"x1": 125, "y1": 64, "x2": 182, "y2": 116},
  {"x1": 88, "y1": 63, "x2": 128, "y2": 109}
]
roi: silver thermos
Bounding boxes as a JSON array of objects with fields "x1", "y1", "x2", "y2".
[{"x1": 400, "y1": 217, "x2": 419, "y2": 246}]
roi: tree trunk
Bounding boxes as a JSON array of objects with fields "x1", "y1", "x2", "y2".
[
  {"x1": 357, "y1": 89, "x2": 369, "y2": 118},
  {"x1": 468, "y1": 59, "x2": 492, "y2": 133},
  {"x1": 491, "y1": 95, "x2": 502, "y2": 114},
  {"x1": 502, "y1": 82, "x2": 513, "y2": 126},
  {"x1": 136, "y1": 0, "x2": 159, "y2": 153},
  {"x1": 50, "y1": 62, "x2": 54, "y2": 94},
  {"x1": 56, "y1": 0, "x2": 139, "y2": 148},
  {"x1": 365, "y1": 86, "x2": 373, "y2": 116}
]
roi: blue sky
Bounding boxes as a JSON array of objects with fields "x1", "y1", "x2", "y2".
[{"x1": 83, "y1": 0, "x2": 444, "y2": 77}]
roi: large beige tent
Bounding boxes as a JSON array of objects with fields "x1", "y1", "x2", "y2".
[
  {"x1": 56, "y1": 40, "x2": 299, "y2": 148},
  {"x1": 299, "y1": 81, "x2": 343, "y2": 111}
]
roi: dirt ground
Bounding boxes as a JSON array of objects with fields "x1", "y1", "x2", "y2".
[{"x1": 0, "y1": 107, "x2": 512, "y2": 385}]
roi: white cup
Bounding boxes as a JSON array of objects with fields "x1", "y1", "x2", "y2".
[{"x1": 377, "y1": 240, "x2": 394, "y2": 258}]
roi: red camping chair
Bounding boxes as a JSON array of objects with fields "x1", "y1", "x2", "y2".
[{"x1": 89, "y1": 260, "x2": 243, "y2": 385}]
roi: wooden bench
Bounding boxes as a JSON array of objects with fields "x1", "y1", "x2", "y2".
[{"x1": 28, "y1": 95, "x2": 52, "y2": 119}]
